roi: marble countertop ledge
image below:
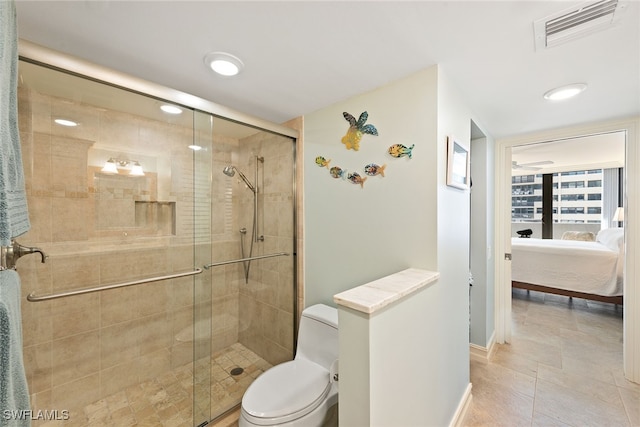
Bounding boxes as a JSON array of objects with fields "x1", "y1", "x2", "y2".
[{"x1": 333, "y1": 268, "x2": 440, "y2": 314}]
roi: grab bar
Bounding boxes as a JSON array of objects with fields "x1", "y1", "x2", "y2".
[
  {"x1": 203, "y1": 252, "x2": 290, "y2": 270},
  {"x1": 26, "y1": 268, "x2": 203, "y2": 302}
]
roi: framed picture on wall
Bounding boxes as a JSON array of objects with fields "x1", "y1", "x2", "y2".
[{"x1": 446, "y1": 137, "x2": 470, "y2": 190}]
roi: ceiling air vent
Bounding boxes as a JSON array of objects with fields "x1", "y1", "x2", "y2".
[{"x1": 534, "y1": 0, "x2": 627, "y2": 50}]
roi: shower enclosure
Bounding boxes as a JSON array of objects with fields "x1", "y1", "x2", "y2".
[{"x1": 16, "y1": 44, "x2": 297, "y2": 426}]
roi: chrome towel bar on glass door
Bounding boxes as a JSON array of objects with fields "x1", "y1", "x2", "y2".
[
  {"x1": 203, "y1": 252, "x2": 290, "y2": 270},
  {"x1": 26, "y1": 269, "x2": 203, "y2": 302}
]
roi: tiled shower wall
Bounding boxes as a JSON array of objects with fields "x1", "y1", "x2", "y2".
[
  {"x1": 16, "y1": 84, "x2": 205, "y2": 420},
  {"x1": 209, "y1": 130, "x2": 295, "y2": 366},
  {"x1": 16, "y1": 67, "x2": 296, "y2": 422}
]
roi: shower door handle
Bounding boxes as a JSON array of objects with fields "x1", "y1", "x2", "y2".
[{"x1": 0, "y1": 239, "x2": 48, "y2": 270}]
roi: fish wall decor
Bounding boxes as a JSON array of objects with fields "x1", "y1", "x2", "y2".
[
  {"x1": 329, "y1": 166, "x2": 348, "y2": 179},
  {"x1": 315, "y1": 156, "x2": 331, "y2": 168},
  {"x1": 388, "y1": 143, "x2": 415, "y2": 159},
  {"x1": 364, "y1": 163, "x2": 386, "y2": 177},
  {"x1": 347, "y1": 172, "x2": 367, "y2": 188}
]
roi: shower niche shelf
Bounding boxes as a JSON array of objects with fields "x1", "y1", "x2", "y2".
[{"x1": 135, "y1": 201, "x2": 176, "y2": 236}]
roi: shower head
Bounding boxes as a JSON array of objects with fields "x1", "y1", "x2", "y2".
[{"x1": 222, "y1": 165, "x2": 256, "y2": 193}]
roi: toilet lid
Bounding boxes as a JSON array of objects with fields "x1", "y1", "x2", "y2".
[{"x1": 242, "y1": 359, "x2": 330, "y2": 423}]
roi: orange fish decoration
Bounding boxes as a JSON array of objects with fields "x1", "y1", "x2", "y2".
[{"x1": 347, "y1": 172, "x2": 367, "y2": 188}]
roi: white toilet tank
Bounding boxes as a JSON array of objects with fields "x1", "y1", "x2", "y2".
[{"x1": 296, "y1": 304, "x2": 338, "y2": 370}]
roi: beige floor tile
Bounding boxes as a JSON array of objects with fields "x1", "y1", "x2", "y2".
[
  {"x1": 465, "y1": 290, "x2": 635, "y2": 427},
  {"x1": 618, "y1": 387, "x2": 640, "y2": 426},
  {"x1": 534, "y1": 378, "x2": 630, "y2": 426},
  {"x1": 52, "y1": 343, "x2": 268, "y2": 426}
]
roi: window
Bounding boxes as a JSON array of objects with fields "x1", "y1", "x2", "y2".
[
  {"x1": 561, "y1": 207, "x2": 585, "y2": 214},
  {"x1": 561, "y1": 181, "x2": 585, "y2": 189},
  {"x1": 512, "y1": 168, "x2": 603, "y2": 224},
  {"x1": 512, "y1": 207, "x2": 534, "y2": 219}
]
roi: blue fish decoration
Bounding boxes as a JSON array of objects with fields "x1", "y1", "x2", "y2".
[{"x1": 330, "y1": 166, "x2": 347, "y2": 179}]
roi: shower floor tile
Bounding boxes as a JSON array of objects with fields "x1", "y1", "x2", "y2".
[{"x1": 40, "y1": 343, "x2": 271, "y2": 427}]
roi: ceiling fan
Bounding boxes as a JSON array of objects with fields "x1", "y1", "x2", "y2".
[{"x1": 512, "y1": 160, "x2": 554, "y2": 170}]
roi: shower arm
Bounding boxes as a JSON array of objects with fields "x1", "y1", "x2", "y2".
[{"x1": 236, "y1": 169, "x2": 256, "y2": 193}]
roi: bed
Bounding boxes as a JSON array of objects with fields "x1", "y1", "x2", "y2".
[{"x1": 511, "y1": 228, "x2": 624, "y2": 304}]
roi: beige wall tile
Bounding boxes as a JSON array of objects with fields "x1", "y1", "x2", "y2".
[
  {"x1": 51, "y1": 331, "x2": 100, "y2": 385},
  {"x1": 50, "y1": 293, "x2": 99, "y2": 340},
  {"x1": 23, "y1": 342, "x2": 52, "y2": 394}
]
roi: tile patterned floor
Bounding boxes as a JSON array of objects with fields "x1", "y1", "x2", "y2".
[
  {"x1": 38, "y1": 292, "x2": 639, "y2": 427},
  {"x1": 464, "y1": 289, "x2": 639, "y2": 427},
  {"x1": 40, "y1": 343, "x2": 270, "y2": 427}
]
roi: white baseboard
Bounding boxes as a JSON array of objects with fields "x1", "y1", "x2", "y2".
[
  {"x1": 449, "y1": 383, "x2": 473, "y2": 427},
  {"x1": 469, "y1": 331, "x2": 496, "y2": 362}
]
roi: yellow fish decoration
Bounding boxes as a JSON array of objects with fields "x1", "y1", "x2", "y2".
[
  {"x1": 388, "y1": 144, "x2": 415, "y2": 159},
  {"x1": 315, "y1": 156, "x2": 331, "y2": 168},
  {"x1": 341, "y1": 111, "x2": 378, "y2": 151}
]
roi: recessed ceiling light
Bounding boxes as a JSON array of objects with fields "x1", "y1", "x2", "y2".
[
  {"x1": 54, "y1": 118, "x2": 78, "y2": 127},
  {"x1": 160, "y1": 104, "x2": 183, "y2": 114},
  {"x1": 203, "y1": 52, "x2": 244, "y2": 77},
  {"x1": 543, "y1": 83, "x2": 587, "y2": 101},
  {"x1": 188, "y1": 145, "x2": 202, "y2": 151}
]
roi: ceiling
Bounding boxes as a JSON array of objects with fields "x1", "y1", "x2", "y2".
[
  {"x1": 511, "y1": 130, "x2": 626, "y2": 175},
  {"x1": 13, "y1": 1, "x2": 640, "y2": 140}
]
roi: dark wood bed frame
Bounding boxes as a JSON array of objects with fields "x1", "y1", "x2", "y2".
[{"x1": 512, "y1": 281, "x2": 623, "y2": 305}]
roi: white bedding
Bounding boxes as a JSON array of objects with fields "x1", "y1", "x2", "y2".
[{"x1": 511, "y1": 228, "x2": 624, "y2": 297}]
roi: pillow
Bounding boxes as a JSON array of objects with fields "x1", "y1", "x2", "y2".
[
  {"x1": 596, "y1": 228, "x2": 624, "y2": 252},
  {"x1": 561, "y1": 231, "x2": 596, "y2": 241}
]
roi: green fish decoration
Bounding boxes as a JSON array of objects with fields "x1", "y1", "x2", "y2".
[
  {"x1": 388, "y1": 144, "x2": 415, "y2": 159},
  {"x1": 315, "y1": 156, "x2": 331, "y2": 168}
]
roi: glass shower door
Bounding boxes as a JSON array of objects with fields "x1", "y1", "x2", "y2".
[{"x1": 204, "y1": 117, "x2": 298, "y2": 423}]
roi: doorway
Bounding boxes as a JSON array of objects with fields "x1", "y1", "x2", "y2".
[{"x1": 494, "y1": 118, "x2": 640, "y2": 384}]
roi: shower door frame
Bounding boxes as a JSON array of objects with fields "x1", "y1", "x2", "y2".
[{"x1": 18, "y1": 39, "x2": 301, "y2": 425}]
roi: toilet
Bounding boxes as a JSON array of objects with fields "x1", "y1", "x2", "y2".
[{"x1": 239, "y1": 304, "x2": 339, "y2": 427}]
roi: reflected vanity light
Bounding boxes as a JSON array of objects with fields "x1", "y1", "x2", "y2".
[
  {"x1": 101, "y1": 158, "x2": 145, "y2": 176},
  {"x1": 160, "y1": 104, "x2": 183, "y2": 115},
  {"x1": 188, "y1": 145, "x2": 202, "y2": 151},
  {"x1": 54, "y1": 118, "x2": 78, "y2": 127}
]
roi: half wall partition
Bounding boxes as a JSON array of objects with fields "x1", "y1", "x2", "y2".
[{"x1": 16, "y1": 43, "x2": 297, "y2": 426}]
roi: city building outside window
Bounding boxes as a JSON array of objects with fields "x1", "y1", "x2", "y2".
[{"x1": 512, "y1": 169, "x2": 604, "y2": 224}]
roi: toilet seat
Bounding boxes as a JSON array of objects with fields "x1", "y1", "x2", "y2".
[{"x1": 241, "y1": 359, "x2": 331, "y2": 426}]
